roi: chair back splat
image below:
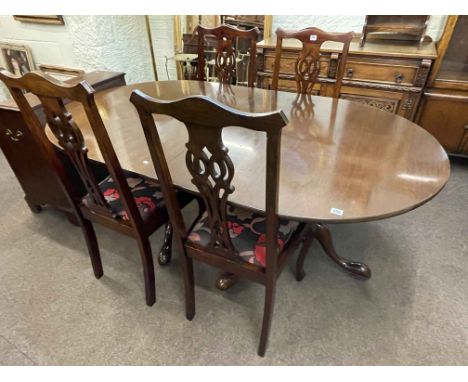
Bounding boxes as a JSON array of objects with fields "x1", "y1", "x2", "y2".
[
  {"x1": 131, "y1": 91, "x2": 288, "y2": 264},
  {"x1": 196, "y1": 24, "x2": 260, "y2": 87},
  {"x1": 0, "y1": 70, "x2": 141, "y2": 225},
  {"x1": 272, "y1": 27, "x2": 354, "y2": 97},
  {"x1": 0, "y1": 70, "x2": 195, "y2": 307},
  {"x1": 132, "y1": 89, "x2": 308, "y2": 356}
]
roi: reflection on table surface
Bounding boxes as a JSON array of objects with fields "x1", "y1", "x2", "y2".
[{"x1": 49, "y1": 80, "x2": 450, "y2": 223}]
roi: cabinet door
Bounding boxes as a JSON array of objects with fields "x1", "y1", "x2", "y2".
[
  {"x1": 429, "y1": 16, "x2": 468, "y2": 90},
  {"x1": 0, "y1": 108, "x2": 72, "y2": 211},
  {"x1": 339, "y1": 85, "x2": 421, "y2": 120},
  {"x1": 416, "y1": 92, "x2": 468, "y2": 154}
]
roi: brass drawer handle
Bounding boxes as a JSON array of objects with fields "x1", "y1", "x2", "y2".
[
  {"x1": 395, "y1": 72, "x2": 405, "y2": 83},
  {"x1": 5, "y1": 128, "x2": 23, "y2": 142},
  {"x1": 346, "y1": 68, "x2": 354, "y2": 78},
  {"x1": 464, "y1": 124, "x2": 468, "y2": 131}
]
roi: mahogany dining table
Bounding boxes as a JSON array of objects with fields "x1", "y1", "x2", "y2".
[{"x1": 49, "y1": 80, "x2": 450, "y2": 282}]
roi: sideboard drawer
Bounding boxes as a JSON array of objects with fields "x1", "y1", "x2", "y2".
[
  {"x1": 263, "y1": 54, "x2": 330, "y2": 77},
  {"x1": 344, "y1": 60, "x2": 418, "y2": 85},
  {"x1": 258, "y1": 73, "x2": 321, "y2": 94}
]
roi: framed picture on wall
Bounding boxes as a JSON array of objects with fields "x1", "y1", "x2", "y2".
[
  {"x1": 13, "y1": 15, "x2": 64, "y2": 25},
  {"x1": 0, "y1": 43, "x2": 35, "y2": 76}
]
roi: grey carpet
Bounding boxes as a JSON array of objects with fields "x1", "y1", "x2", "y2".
[{"x1": 0, "y1": 151, "x2": 466, "y2": 365}]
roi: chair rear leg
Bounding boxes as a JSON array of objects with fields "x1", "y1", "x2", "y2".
[
  {"x1": 258, "y1": 280, "x2": 276, "y2": 357},
  {"x1": 158, "y1": 222, "x2": 173, "y2": 266},
  {"x1": 136, "y1": 236, "x2": 156, "y2": 306},
  {"x1": 80, "y1": 218, "x2": 103, "y2": 279},
  {"x1": 180, "y1": 245, "x2": 195, "y2": 320}
]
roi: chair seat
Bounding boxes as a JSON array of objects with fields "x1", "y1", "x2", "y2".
[
  {"x1": 82, "y1": 170, "x2": 166, "y2": 222},
  {"x1": 188, "y1": 205, "x2": 299, "y2": 268}
]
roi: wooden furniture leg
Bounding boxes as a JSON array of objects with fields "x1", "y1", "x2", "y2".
[
  {"x1": 258, "y1": 278, "x2": 276, "y2": 357},
  {"x1": 215, "y1": 272, "x2": 239, "y2": 290},
  {"x1": 158, "y1": 222, "x2": 173, "y2": 265},
  {"x1": 314, "y1": 223, "x2": 371, "y2": 279},
  {"x1": 135, "y1": 236, "x2": 156, "y2": 306},
  {"x1": 80, "y1": 218, "x2": 104, "y2": 279},
  {"x1": 24, "y1": 195, "x2": 42, "y2": 213},
  {"x1": 295, "y1": 228, "x2": 315, "y2": 281}
]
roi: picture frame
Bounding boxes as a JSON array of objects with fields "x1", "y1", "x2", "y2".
[
  {"x1": 0, "y1": 43, "x2": 35, "y2": 76},
  {"x1": 13, "y1": 15, "x2": 64, "y2": 25}
]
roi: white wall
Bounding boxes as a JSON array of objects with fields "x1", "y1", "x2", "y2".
[
  {"x1": 0, "y1": 15, "x2": 155, "y2": 101},
  {"x1": 65, "y1": 16, "x2": 154, "y2": 84},
  {"x1": 272, "y1": 15, "x2": 448, "y2": 41}
]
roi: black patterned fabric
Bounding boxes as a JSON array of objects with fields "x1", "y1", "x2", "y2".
[
  {"x1": 188, "y1": 204, "x2": 299, "y2": 268},
  {"x1": 82, "y1": 170, "x2": 165, "y2": 222}
]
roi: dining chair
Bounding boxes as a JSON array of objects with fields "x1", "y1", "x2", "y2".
[
  {"x1": 0, "y1": 69, "x2": 194, "y2": 306},
  {"x1": 130, "y1": 90, "x2": 310, "y2": 356},
  {"x1": 271, "y1": 27, "x2": 354, "y2": 97},
  {"x1": 271, "y1": 29, "x2": 371, "y2": 280},
  {"x1": 195, "y1": 23, "x2": 260, "y2": 87}
]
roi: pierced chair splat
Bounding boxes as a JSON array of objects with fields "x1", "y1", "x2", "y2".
[
  {"x1": 130, "y1": 91, "x2": 310, "y2": 356},
  {"x1": 195, "y1": 23, "x2": 260, "y2": 87},
  {"x1": 0, "y1": 69, "x2": 195, "y2": 306},
  {"x1": 272, "y1": 27, "x2": 354, "y2": 98}
]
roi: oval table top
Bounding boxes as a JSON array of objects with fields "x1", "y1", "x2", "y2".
[{"x1": 56, "y1": 80, "x2": 450, "y2": 224}]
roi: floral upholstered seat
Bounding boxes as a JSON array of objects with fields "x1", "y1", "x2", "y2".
[
  {"x1": 188, "y1": 204, "x2": 299, "y2": 268},
  {"x1": 82, "y1": 170, "x2": 166, "y2": 222}
]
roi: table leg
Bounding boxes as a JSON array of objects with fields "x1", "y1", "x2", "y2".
[
  {"x1": 215, "y1": 272, "x2": 239, "y2": 290},
  {"x1": 314, "y1": 223, "x2": 371, "y2": 279}
]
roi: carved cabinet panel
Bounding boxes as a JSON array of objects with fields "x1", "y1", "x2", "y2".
[
  {"x1": 338, "y1": 85, "x2": 421, "y2": 120},
  {"x1": 340, "y1": 94, "x2": 400, "y2": 113}
]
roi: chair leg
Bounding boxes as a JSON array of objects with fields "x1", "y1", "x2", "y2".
[
  {"x1": 80, "y1": 218, "x2": 103, "y2": 279},
  {"x1": 195, "y1": 197, "x2": 205, "y2": 218},
  {"x1": 258, "y1": 280, "x2": 276, "y2": 357},
  {"x1": 296, "y1": 229, "x2": 315, "y2": 281},
  {"x1": 158, "y1": 222, "x2": 173, "y2": 266},
  {"x1": 180, "y1": 246, "x2": 195, "y2": 320},
  {"x1": 135, "y1": 236, "x2": 156, "y2": 306}
]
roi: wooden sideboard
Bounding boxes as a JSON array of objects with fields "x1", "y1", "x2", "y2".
[
  {"x1": 257, "y1": 37, "x2": 437, "y2": 121},
  {"x1": 0, "y1": 71, "x2": 125, "y2": 221},
  {"x1": 415, "y1": 16, "x2": 468, "y2": 157}
]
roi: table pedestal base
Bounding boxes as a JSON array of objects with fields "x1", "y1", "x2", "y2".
[
  {"x1": 214, "y1": 223, "x2": 371, "y2": 290},
  {"x1": 313, "y1": 223, "x2": 371, "y2": 279},
  {"x1": 215, "y1": 272, "x2": 240, "y2": 290}
]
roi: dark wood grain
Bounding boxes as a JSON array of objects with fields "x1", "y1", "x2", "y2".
[{"x1": 48, "y1": 80, "x2": 450, "y2": 225}]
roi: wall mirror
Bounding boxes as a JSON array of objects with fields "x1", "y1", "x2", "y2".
[{"x1": 171, "y1": 15, "x2": 272, "y2": 84}]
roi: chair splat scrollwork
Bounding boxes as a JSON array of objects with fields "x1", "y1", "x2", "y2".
[
  {"x1": 185, "y1": 124, "x2": 235, "y2": 256},
  {"x1": 130, "y1": 92, "x2": 289, "y2": 263},
  {"x1": 0, "y1": 69, "x2": 194, "y2": 307},
  {"x1": 196, "y1": 24, "x2": 260, "y2": 87},
  {"x1": 39, "y1": 96, "x2": 109, "y2": 210},
  {"x1": 295, "y1": 44, "x2": 322, "y2": 94},
  {"x1": 272, "y1": 27, "x2": 354, "y2": 98},
  {"x1": 130, "y1": 90, "x2": 311, "y2": 357}
]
